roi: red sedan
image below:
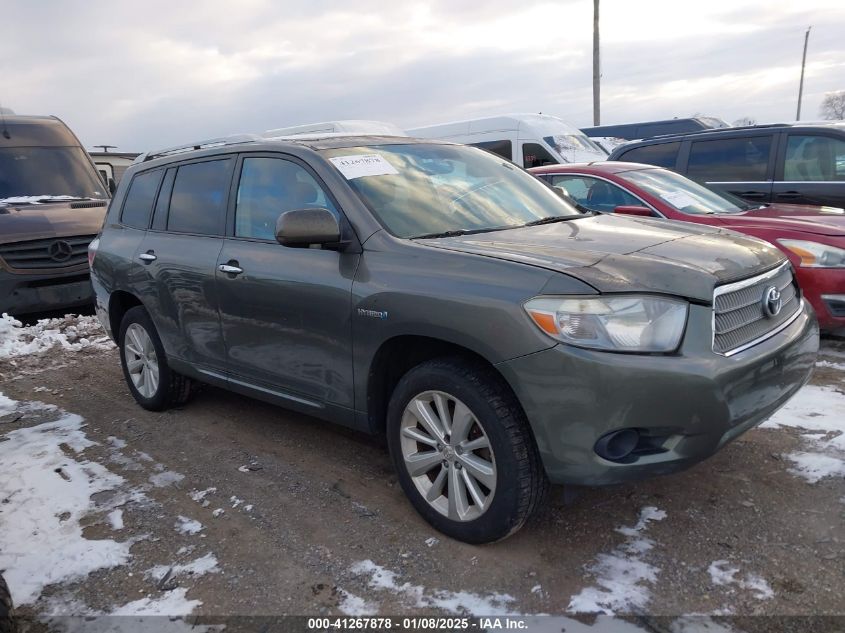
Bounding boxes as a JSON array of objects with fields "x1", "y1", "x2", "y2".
[{"x1": 530, "y1": 162, "x2": 845, "y2": 333}]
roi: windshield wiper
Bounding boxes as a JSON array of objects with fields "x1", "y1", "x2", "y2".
[
  {"x1": 411, "y1": 227, "x2": 506, "y2": 239},
  {"x1": 522, "y1": 214, "x2": 588, "y2": 227}
]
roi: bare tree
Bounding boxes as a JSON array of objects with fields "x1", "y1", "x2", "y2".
[
  {"x1": 732, "y1": 117, "x2": 757, "y2": 126},
  {"x1": 820, "y1": 91, "x2": 845, "y2": 120}
]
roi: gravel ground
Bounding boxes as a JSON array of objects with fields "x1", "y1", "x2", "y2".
[{"x1": 0, "y1": 320, "x2": 843, "y2": 632}]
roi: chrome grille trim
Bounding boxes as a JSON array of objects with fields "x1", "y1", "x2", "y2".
[
  {"x1": 0, "y1": 235, "x2": 95, "y2": 270},
  {"x1": 712, "y1": 262, "x2": 802, "y2": 357}
]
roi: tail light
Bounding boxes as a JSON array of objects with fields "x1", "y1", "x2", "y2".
[{"x1": 88, "y1": 237, "x2": 100, "y2": 268}]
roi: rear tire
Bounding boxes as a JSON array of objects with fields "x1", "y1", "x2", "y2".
[
  {"x1": 0, "y1": 574, "x2": 16, "y2": 633},
  {"x1": 387, "y1": 356, "x2": 548, "y2": 543},
  {"x1": 119, "y1": 306, "x2": 196, "y2": 411}
]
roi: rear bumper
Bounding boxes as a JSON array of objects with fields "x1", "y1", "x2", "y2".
[
  {"x1": 0, "y1": 267, "x2": 93, "y2": 315},
  {"x1": 497, "y1": 302, "x2": 819, "y2": 486}
]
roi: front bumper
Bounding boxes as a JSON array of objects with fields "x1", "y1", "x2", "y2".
[
  {"x1": 497, "y1": 302, "x2": 819, "y2": 486},
  {"x1": 796, "y1": 267, "x2": 845, "y2": 333},
  {"x1": 0, "y1": 267, "x2": 94, "y2": 315}
]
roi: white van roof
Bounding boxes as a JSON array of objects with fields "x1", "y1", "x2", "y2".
[
  {"x1": 407, "y1": 113, "x2": 584, "y2": 139},
  {"x1": 262, "y1": 120, "x2": 407, "y2": 138}
]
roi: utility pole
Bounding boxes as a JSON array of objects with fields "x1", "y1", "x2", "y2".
[
  {"x1": 593, "y1": 0, "x2": 600, "y2": 125},
  {"x1": 796, "y1": 26, "x2": 811, "y2": 120}
]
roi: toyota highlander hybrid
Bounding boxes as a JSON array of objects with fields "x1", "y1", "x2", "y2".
[{"x1": 89, "y1": 134, "x2": 818, "y2": 543}]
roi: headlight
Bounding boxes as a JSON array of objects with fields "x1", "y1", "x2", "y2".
[
  {"x1": 778, "y1": 239, "x2": 845, "y2": 268},
  {"x1": 524, "y1": 295, "x2": 688, "y2": 352}
]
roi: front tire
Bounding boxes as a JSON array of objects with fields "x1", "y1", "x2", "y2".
[
  {"x1": 387, "y1": 357, "x2": 548, "y2": 543},
  {"x1": 0, "y1": 574, "x2": 16, "y2": 633},
  {"x1": 119, "y1": 306, "x2": 195, "y2": 411}
]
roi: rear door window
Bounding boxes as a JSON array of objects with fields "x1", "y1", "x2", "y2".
[
  {"x1": 551, "y1": 175, "x2": 641, "y2": 213},
  {"x1": 120, "y1": 169, "x2": 163, "y2": 229},
  {"x1": 687, "y1": 136, "x2": 772, "y2": 181},
  {"x1": 167, "y1": 159, "x2": 233, "y2": 235},
  {"x1": 616, "y1": 142, "x2": 680, "y2": 169},
  {"x1": 784, "y1": 135, "x2": 845, "y2": 181}
]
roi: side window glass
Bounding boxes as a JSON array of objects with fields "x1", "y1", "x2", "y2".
[
  {"x1": 784, "y1": 135, "x2": 845, "y2": 181},
  {"x1": 618, "y1": 142, "x2": 680, "y2": 169},
  {"x1": 552, "y1": 176, "x2": 640, "y2": 213},
  {"x1": 687, "y1": 136, "x2": 771, "y2": 181},
  {"x1": 120, "y1": 169, "x2": 163, "y2": 229},
  {"x1": 550, "y1": 175, "x2": 592, "y2": 205},
  {"x1": 522, "y1": 143, "x2": 558, "y2": 168},
  {"x1": 235, "y1": 157, "x2": 339, "y2": 240},
  {"x1": 471, "y1": 140, "x2": 513, "y2": 161},
  {"x1": 167, "y1": 159, "x2": 232, "y2": 235}
]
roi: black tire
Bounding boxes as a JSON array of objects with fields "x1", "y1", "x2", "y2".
[
  {"x1": 0, "y1": 574, "x2": 16, "y2": 633},
  {"x1": 119, "y1": 306, "x2": 196, "y2": 411},
  {"x1": 387, "y1": 356, "x2": 548, "y2": 544}
]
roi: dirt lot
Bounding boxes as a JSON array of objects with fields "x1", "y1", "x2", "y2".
[{"x1": 0, "y1": 317, "x2": 844, "y2": 632}]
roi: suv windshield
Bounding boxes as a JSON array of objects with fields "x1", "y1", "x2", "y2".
[
  {"x1": 620, "y1": 168, "x2": 745, "y2": 215},
  {"x1": 543, "y1": 134, "x2": 607, "y2": 157},
  {"x1": 322, "y1": 143, "x2": 582, "y2": 238},
  {"x1": 0, "y1": 146, "x2": 107, "y2": 200}
]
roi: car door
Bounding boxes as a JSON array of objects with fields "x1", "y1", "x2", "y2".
[
  {"x1": 684, "y1": 133, "x2": 775, "y2": 203},
  {"x1": 773, "y1": 132, "x2": 845, "y2": 208},
  {"x1": 215, "y1": 153, "x2": 359, "y2": 409},
  {"x1": 135, "y1": 156, "x2": 234, "y2": 372}
]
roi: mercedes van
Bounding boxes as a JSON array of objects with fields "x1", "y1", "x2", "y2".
[
  {"x1": 0, "y1": 115, "x2": 109, "y2": 315},
  {"x1": 407, "y1": 114, "x2": 607, "y2": 168}
]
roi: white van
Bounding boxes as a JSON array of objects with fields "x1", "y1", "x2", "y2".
[
  {"x1": 407, "y1": 114, "x2": 606, "y2": 167},
  {"x1": 262, "y1": 120, "x2": 407, "y2": 138}
]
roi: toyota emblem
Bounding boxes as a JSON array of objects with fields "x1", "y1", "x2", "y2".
[
  {"x1": 762, "y1": 285, "x2": 782, "y2": 318},
  {"x1": 48, "y1": 240, "x2": 73, "y2": 262}
]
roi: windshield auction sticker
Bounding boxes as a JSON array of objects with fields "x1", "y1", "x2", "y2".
[{"x1": 329, "y1": 154, "x2": 399, "y2": 180}]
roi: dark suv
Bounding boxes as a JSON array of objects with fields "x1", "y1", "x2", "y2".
[
  {"x1": 90, "y1": 134, "x2": 818, "y2": 542},
  {"x1": 609, "y1": 122, "x2": 845, "y2": 209}
]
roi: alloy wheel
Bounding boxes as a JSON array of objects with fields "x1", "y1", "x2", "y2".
[{"x1": 124, "y1": 323, "x2": 160, "y2": 399}]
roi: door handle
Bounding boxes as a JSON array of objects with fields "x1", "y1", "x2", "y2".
[
  {"x1": 218, "y1": 264, "x2": 244, "y2": 275},
  {"x1": 138, "y1": 251, "x2": 157, "y2": 263},
  {"x1": 776, "y1": 191, "x2": 801, "y2": 199},
  {"x1": 739, "y1": 191, "x2": 766, "y2": 199}
]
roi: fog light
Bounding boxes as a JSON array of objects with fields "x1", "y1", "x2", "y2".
[{"x1": 595, "y1": 429, "x2": 640, "y2": 461}]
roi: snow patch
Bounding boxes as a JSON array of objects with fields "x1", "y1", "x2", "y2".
[
  {"x1": 567, "y1": 506, "x2": 667, "y2": 615},
  {"x1": 763, "y1": 385, "x2": 845, "y2": 482},
  {"x1": 107, "y1": 509, "x2": 125, "y2": 530},
  {"x1": 0, "y1": 407, "x2": 131, "y2": 605},
  {"x1": 111, "y1": 587, "x2": 202, "y2": 616},
  {"x1": 0, "y1": 313, "x2": 113, "y2": 359},
  {"x1": 350, "y1": 559, "x2": 516, "y2": 615},
  {"x1": 0, "y1": 392, "x2": 16, "y2": 416},
  {"x1": 175, "y1": 516, "x2": 204, "y2": 535},
  {"x1": 146, "y1": 553, "x2": 220, "y2": 582},
  {"x1": 708, "y1": 560, "x2": 774, "y2": 600},
  {"x1": 149, "y1": 469, "x2": 185, "y2": 488},
  {"x1": 337, "y1": 588, "x2": 376, "y2": 615}
]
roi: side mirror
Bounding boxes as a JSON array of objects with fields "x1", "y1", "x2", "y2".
[
  {"x1": 614, "y1": 205, "x2": 654, "y2": 217},
  {"x1": 276, "y1": 208, "x2": 340, "y2": 246}
]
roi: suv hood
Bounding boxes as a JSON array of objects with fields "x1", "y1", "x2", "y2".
[
  {"x1": 417, "y1": 214, "x2": 786, "y2": 303},
  {"x1": 0, "y1": 200, "x2": 108, "y2": 244},
  {"x1": 722, "y1": 203, "x2": 845, "y2": 237}
]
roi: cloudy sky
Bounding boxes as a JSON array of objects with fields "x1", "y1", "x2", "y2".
[{"x1": 3, "y1": 0, "x2": 844, "y2": 151}]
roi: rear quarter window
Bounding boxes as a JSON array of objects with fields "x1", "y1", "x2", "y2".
[
  {"x1": 617, "y1": 142, "x2": 680, "y2": 169},
  {"x1": 120, "y1": 170, "x2": 163, "y2": 229},
  {"x1": 166, "y1": 159, "x2": 232, "y2": 235}
]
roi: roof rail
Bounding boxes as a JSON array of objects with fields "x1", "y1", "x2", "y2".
[
  {"x1": 645, "y1": 122, "x2": 790, "y2": 141},
  {"x1": 134, "y1": 133, "x2": 261, "y2": 163}
]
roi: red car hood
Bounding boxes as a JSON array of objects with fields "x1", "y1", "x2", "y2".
[{"x1": 718, "y1": 203, "x2": 845, "y2": 237}]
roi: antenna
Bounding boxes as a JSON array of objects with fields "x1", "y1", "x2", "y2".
[{"x1": 94, "y1": 145, "x2": 117, "y2": 153}]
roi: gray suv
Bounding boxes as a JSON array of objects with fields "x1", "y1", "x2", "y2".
[{"x1": 90, "y1": 134, "x2": 819, "y2": 543}]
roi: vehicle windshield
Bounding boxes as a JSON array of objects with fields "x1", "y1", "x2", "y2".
[
  {"x1": 543, "y1": 134, "x2": 607, "y2": 157},
  {"x1": 321, "y1": 143, "x2": 582, "y2": 238},
  {"x1": 620, "y1": 168, "x2": 745, "y2": 215},
  {"x1": 0, "y1": 146, "x2": 107, "y2": 201}
]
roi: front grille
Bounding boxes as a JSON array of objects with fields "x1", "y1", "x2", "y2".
[
  {"x1": 713, "y1": 263, "x2": 800, "y2": 355},
  {"x1": 0, "y1": 235, "x2": 95, "y2": 270}
]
